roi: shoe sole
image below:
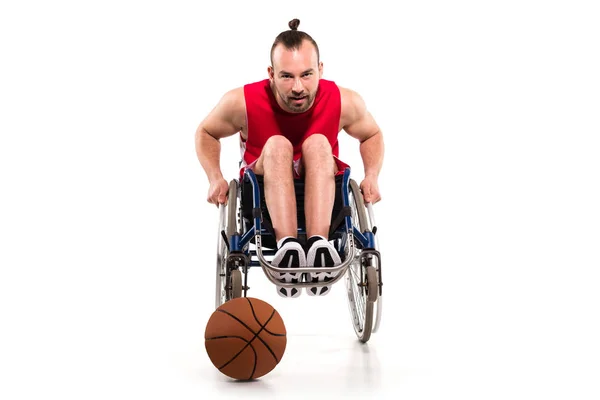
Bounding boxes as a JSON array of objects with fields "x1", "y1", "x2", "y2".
[
  {"x1": 272, "y1": 243, "x2": 305, "y2": 298},
  {"x1": 306, "y1": 244, "x2": 341, "y2": 296}
]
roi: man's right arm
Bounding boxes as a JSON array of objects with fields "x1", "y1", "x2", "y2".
[{"x1": 195, "y1": 87, "x2": 245, "y2": 205}]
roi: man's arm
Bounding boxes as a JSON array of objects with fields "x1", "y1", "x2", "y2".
[
  {"x1": 340, "y1": 87, "x2": 384, "y2": 203},
  {"x1": 195, "y1": 87, "x2": 245, "y2": 205}
]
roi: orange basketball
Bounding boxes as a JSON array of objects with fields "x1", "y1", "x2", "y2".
[{"x1": 204, "y1": 297, "x2": 287, "y2": 380}]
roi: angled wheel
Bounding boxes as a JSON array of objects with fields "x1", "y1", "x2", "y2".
[
  {"x1": 366, "y1": 203, "x2": 383, "y2": 333},
  {"x1": 215, "y1": 180, "x2": 241, "y2": 308},
  {"x1": 345, "y1": 179, "x2": 382, "y2": 343}
]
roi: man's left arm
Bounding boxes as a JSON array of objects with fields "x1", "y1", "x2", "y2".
[{"x1": 341, "y1": 88, "x2": 384, "y2": 203}]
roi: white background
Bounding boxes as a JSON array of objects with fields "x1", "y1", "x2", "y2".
[{"x1": 1, "y1": 0, "x2": 599, "y2": 398}]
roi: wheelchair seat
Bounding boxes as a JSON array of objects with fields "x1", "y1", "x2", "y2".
[{"x1": 240, "y1": 173, "x2": 348, "y2": 250}]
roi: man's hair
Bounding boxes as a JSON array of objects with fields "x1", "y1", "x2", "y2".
[{"x1": 270, "y1": 19, "x2": 320, "y2": 66}]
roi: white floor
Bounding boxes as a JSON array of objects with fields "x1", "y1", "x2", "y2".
[{"x1": 3, "y1": 244, "x2": 598, "y2": 399}]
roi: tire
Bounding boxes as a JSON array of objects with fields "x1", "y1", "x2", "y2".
[
  {"x1": 345, "y1": 179, "x2": 381, "y2": 343},
  {"x1": 214, "y1": 180, "x2": 239, "y2": 308}
]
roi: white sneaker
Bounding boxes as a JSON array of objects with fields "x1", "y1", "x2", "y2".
[
  {"x1": 305, "y1": 236, "x2": 341, "y2": 296},
  {"x1": 272, "y1": 238, "x2": 305, "y2": 298}
]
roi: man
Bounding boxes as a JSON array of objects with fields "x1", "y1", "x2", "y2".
[{"x1": 195, "y1": 19, "x2": 384, "y2": 298}]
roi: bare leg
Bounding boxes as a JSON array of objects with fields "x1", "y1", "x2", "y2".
[
  {"x1": 254, "y1": 135, "x2": 297, "y2": 241},
  {"x1": 301, "y1": 134, "x2": 336, "y2": 238}
]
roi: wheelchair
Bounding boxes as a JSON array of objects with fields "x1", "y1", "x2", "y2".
[{"x1": 214, "y1": 167, "x2": 383, "y2": 343}]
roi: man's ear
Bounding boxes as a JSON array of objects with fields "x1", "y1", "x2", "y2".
[
  {"x1": 318, "y1": 61, "x2": 323, "y2": 78},
  {"x1": 268, "y1": 66, "x2": 275, "y2": 82}
]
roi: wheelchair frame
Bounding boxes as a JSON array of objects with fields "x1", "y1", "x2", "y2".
[{"x1": 214, "y1": 167, "x2": 383, "y2": 343}]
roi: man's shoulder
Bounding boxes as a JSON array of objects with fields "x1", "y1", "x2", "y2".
[
  {"x1": 323, "y1": 82, "x2": 360, "y2": 103},
  {"x1": 222, "y1": 79, "x2": 269, "y2": 100},
  {"x1": 337, "y1": 86, "x2": 363, "y2": 108},
  {"x1": 220, "y1": 86, "x2": 245, "y2": 108},
  {"x1": 336, "y1": 84, "x2": 357, "y2": 97},
  {"x1": 318, "y1": 78, "x2": 340, "y2": 94},
  {"x1": 337, "y1": 85, "x2": 367, "y2": 125},
  {"x1": 241, "y1": 79, "x2": 271, "y2": 101},
  {"x1": 243, "y1": 79, "x2": 270, "y2": 92},
  {"x1": 218, "y1": 80, "x2": 269, "y2": 123}
]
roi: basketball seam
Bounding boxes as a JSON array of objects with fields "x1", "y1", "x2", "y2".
[
  {"x1": 207, "y1": 335, "x2": 257, "y2": 380},
  {"x1": 217, "y1": 308, "x2": 281, "y2": 366},
  {"x1": 205, "y1": 335, "x2": 249, "y2": 341},
  {"x1": 246, "y1": 298, "x2": 286, "y2": 337},
  {"x1": 244, "y1": 299, "x2": 281, "y2": 365}
]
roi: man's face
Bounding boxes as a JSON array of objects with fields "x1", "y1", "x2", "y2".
[{"x1": 269, "y1": 41, "x2": 323, "y2": 113}]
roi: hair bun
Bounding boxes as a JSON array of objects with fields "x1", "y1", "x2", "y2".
[{"x1": 288, "y1": 19, "x2": 300, "y2": 30}]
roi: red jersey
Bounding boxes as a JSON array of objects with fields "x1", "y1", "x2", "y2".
[{"x1": 240, "y1": 79, "x2": 346, "y2": 177}]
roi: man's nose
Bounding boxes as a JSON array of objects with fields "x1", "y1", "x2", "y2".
[{"x1": 292, "y1": 78, "x2": 304, "y2": 94}]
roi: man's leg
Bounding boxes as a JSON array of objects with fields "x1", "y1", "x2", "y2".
[
  {"x1": 254, "y1": 135, "x2": 297, "y2": 240},
  {"x1": 301, "y1": 134, "x2": 336, "y2": 237},
  {"x1": 300, "y1": 134, "x2": 341, "y2": 296},
  {"x1": 254, "y1": 135, "x2": 305, "y2": 298}
]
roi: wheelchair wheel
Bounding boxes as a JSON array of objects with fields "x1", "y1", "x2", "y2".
[
  {"x1": 367, "y1": 202, "x2": 383, "y2": 334},
  {"x1": 214, "y1": 179, "x2": 242, "y2": 308},
  {"x1": 345, "y1": 179, "x2": 381, "y2": 343}
]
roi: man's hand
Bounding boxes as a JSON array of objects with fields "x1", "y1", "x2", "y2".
[
  {"x1": 207, "y1": 178, "x2": 229, "y2": 206},
  {"x1": 359, "y1": 176, "x2": 381, "y2": 204}
]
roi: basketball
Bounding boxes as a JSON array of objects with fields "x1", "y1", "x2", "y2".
[{"x1": 204, "y1": 297, "x2": 287, "y2": 380}]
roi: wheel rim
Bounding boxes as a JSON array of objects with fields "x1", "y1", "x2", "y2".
[
  {"x1": 346, "y1": 257, "x2": 370, "y2": 335},
  {"x1": 214, "y1": 180, "x2": 239, "y2": 309},
  {"x1": 345, "y1": 180, "x2": 375, "y2": 342},
  {"x1": 366, "y1": 203, "x2": 383, "y2": 333},
  {"x1": 215, "y1": 205, "x2": 227, "y2": 308}
]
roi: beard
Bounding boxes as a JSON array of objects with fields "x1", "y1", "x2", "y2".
[
  {"x1": 274, "y1": 87, "x2": 317, "y2": 113},
  {"x1": 285, "y1": 93, "x2": 315, "y2": 112}
]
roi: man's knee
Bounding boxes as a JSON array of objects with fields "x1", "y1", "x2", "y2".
[
  {"x1": 264, "y1": 135, "x2": 294, "y2": 157},
  {"x1": 300, "y1": 134, "x2": 336, "y2": 175},
  {"x1": 301, "y1": 134, "x2": 332, "y2": 157},
  {"x1": 255, "y1": 135, "x2": 294, "y2": 173}
]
